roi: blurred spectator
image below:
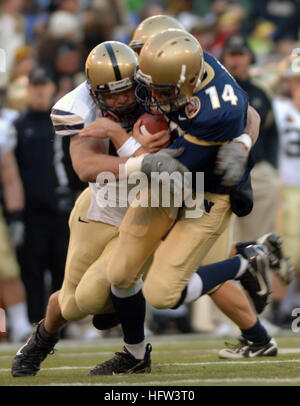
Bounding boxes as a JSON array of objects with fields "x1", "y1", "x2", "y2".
[
  {"x1": 222, "y1": 35, "x2": 283, "y2": 327},
  {"x1": 53, "y1": 0, "x2": 81, "y2": 13},
  {"x1": 52, "y1": 42, "x2": 85, "y2": 99},
  {"x1": 13, "y1": 68, "x2": 83, "y2": 323},
  {"x1": 252, "y1": 0, "x2": 300, "y2": 40},
  {"x1": 37, "y1": 6, "x2": 82, "y2": 74},
  {"x1": 272, "y1": 57, "x2": 300, "y2": 325},
  {"x1": 248, "y1": 21, "x2": 276, "y2": 62},
  {"x1": 22, "y1": 0, "x2": 50, "y2": 44},
  {"x1": 0, "y1": 0, "x2": 26, "y2": 85},
  {"x1": 10, "y1": 45, "x2": 36, "y2": 82},
  {"x1": 209, "y1": 10, "x2": 243, "y2": 57},
  {"x1": 0, "y1": 86, "x2": 32, "y2": 342},
  {"x1": 5, "y1": 76, "x2": 29, "y2": 112}
]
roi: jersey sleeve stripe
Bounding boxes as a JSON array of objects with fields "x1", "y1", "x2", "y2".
[
  {"x1": 51, "y1": 108, "x2": 75, "y2": 116},
  {"x1": 53, "y1": 123, "x2": 84, "y2": 132},
  {"x1": 51, "y1": 114, "x2": 84, "y2": 125},
  {"x1": 53, "y1": 129, "x2": 82, "y2": 136}
]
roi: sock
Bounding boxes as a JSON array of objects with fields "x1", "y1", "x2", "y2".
[
  {"x1": 111, "y1": 280, "x2": 146, "y2": 353},
  {"x1": 124, "y1": 341, "x2": 146, "y2": 359},
  {"x1": 174, "y1": 255, "x2": 248, "y2": 308},
  {"x1": 6, "y1": 302, "x2": 32, "y2": 341},
  {"x1": 195, "y1": 255, "x2": 248, "y2": 296},
  {"x1": 184, "y1": 273, "x2": 203, "y2": 304},
  {"x1": 241, "y1": 319, "x2": 270, "y2": 344}
]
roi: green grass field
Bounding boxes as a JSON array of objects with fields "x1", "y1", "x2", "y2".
[{"x1": 1, "y1": 333, "x2": 300, "y2": 386}]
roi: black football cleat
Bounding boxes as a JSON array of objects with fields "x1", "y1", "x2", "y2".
[
  {"x1": 11, "y1": 320, "x2": 59, "y2": 377},
  {"x1": 219, "y1": 335, "x2": 278, "y2": 359},
  {"x1": 92, "y1": 312, "x2": 120, "y2": 330},
  {"x1": 89, "y1": 343, "x2": 152, "y2": 375},
  {"x1": 236, "y1": 244, "x2": 271, "y2": 314},
  {"x1": 257, "y1": 233, "x2": 294, "y2": 285}
]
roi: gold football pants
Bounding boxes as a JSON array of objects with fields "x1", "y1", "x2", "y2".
[
  {"x1": 106, "y1": 190, "x2": 232, "y2": 309},
  {"x1": 58, "y1": 187, "x2": 118, "y2": 320}
]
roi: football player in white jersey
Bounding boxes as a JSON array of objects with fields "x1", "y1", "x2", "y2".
[
  {"x1": 11, "y1": 40, "x2": 190, "y2": 377},
  {"x1": 273, "y1": 58, "x2": 300, "y2": 293}
]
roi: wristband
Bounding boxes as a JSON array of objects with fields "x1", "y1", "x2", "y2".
[
  {"x1": 117, "y1": 136, "x2": 141, "y2": 157},
  {"x1": 233, "y1": 133, "x2": 252, "y2": 152},
  {"x1": 124, "y1": 155, "x2": 146, "y2": 177}
]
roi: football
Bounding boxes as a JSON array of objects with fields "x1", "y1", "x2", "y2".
[{"x1": 139, "y1": 113, "x2": 169, "y2": 136}]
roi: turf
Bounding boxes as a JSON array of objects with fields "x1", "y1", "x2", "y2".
[{"x1": 1, "y1": 333, "x2": 300, "y2": 386}]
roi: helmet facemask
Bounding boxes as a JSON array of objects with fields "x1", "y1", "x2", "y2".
[{"x1": 135, "y1": 64, "x2": 198, "y2": 114}]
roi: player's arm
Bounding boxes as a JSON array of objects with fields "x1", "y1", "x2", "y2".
[
  {"x1": 78, "y1": 117, "x2": 169, "y2": 155},
  {"x1": 237, "y1": 104, "x2": 261, "y2": 151},
  {"x1": 78, "y1": 117, "x2": 129, "y2": 150},
  {"x1": 69, "y1": 134, "x2": 127, "y2": 182},
  {"x1": 0, "y1": 149, "x2": 24, "y2": 212},
  {"x1": 0, "y1": 148, "x2": 25, "y2": 247}
]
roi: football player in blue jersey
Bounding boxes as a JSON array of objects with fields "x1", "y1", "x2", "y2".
[{"x1": 87, "y1": 29, "x2": 281, "y2": 374}]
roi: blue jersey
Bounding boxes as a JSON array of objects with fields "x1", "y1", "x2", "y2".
[{"x1": 168, "y1": 51, "x2": 251, "y2": 192}]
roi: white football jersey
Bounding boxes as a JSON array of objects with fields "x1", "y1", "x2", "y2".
[
  {"x1": 273, "y1": 97, "x2": 300, "y2": 186},
  {"x1": 0, "y1": 108, "x2": 19, "y2": 156},
  {"x1": 51, "y1": 81, "x2": 138, "y2": 226}
]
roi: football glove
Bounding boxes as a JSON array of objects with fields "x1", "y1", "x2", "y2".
[
  {"x1": 215, "y1": 142, "x2": 248, "y2": 186},
  {"x1": 141, "y1": 148, "x2": 190, "y2": 198},
  {"x1": 141, "y1": 148, "x2": 188, "y2": 177}
]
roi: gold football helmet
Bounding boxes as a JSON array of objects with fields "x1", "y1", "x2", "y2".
[
  {"x1": 135, "y1": 29, "x2": 205, "y2": 113},
  {"x1": 85, "y1": 41, "x2": 138, "y2": 120},
  {"x1": 129, "y1": 14, "x2": 185, "y2": 53}
]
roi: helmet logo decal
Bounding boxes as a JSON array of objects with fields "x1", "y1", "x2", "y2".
[
  {"x1": 185, "y1": 96, "x2": 201, "y2": 119},
  {"x1": 177, "y1": 64, "x2": 186, "y2": 88},
  {"x1": 104, "y1": 43, "x2": 122, "y2": 81}
]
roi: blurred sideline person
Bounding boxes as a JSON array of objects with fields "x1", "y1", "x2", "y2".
[
  {"x1": 13, "y1": 68, "x2": 82, "y2": 323},
  {"x1": 12, "y1": 39, "x2": 282, "y2": 378},
  {"x1": 221, "y1": 35, "x2": 280, "y2": 242},
  {"x1": 0, "y1": 87, "x2": 32, "y2": 342},
  {"x1": 222, "y1": 35, "x2": 294, "y2": 322},
  {"x1": 272, "y1": 58, "x2": 300, "y2": 323}
]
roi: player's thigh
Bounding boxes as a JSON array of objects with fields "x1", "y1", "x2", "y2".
[
  {"x1": 107, "y1": 188, "x2": 177, "y2": 289},
  {"x1": 59, "y1": 188, "x2": 119, "y2": 320},
  {"x1": 75, "y1": 237, "x2": 119, "y2": 315},
  {"x1": 0, "y1": 207, "x2": 20, "y2": 282},
  {"x1": 143, "y1": 193, "x2": 232, "y2": 308},
  {"x1": 201, "y1": 216, "x2": 234, "y2": 265}
]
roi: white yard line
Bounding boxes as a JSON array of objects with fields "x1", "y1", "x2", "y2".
[
  {"x1": 2, "y1": 357, "x2": 300, "y2": 373},
  {"x1": 5, "y1": 376, "x2": 300, "y2": 386},
  {"x1": 1, "y1": 348, "x2": 300, "y2": 360}
]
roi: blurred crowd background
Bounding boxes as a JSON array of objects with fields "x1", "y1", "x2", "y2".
[{"x1": 0, "y1": 0, "x2": 300, "y2": 342}]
